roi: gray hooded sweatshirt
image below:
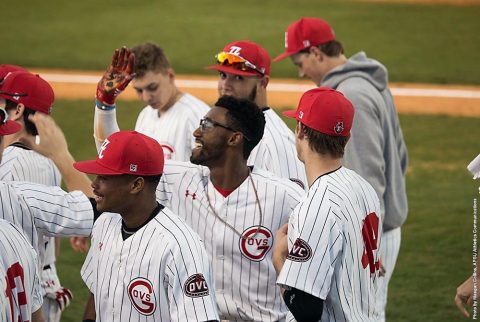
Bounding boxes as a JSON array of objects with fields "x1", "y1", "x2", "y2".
[{"x1": 321, "y1": 51, "x2": 408, "y2": 231}]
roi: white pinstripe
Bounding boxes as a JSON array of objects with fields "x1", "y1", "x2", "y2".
[
  {"x1": 277, "y1": 167, "x2": 382, "y2": 322},
  {"x1": 0, "y1": 219, "x2": 43, "y2": 322},
  {"x1": 135, "y1": 93, "x2": 210, "y2": 161},
  {"x1": 0, "y1": 145, "x2": 71, "y2": 322},
  {"x1": 81, "y1": 209, "x2": 219, "y2": 321},
  {"x1": 248, "y1": 109, "x2": 306, "y2": 189},
  {"x1": 157, "y1": 161, "x2": 304, "y2": 321}
]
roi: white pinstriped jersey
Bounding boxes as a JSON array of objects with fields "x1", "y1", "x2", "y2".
[
  {"x1": 248, "y1": 108, "x2": 306, "y2": 189},
  {"x1": 156, "y1": 161, "x2": 304, "y2": 321},
  {"x1": 277, "y1": 167, "x2": 382, "y2": 322},
  {"x1": 0, "y1": 219, "x2": 43, "y2": 322},
  {"x1": 135, "y1": 93, "x2": 210, "y2": 161},
  {"x1": 0, "y1": 181, "x2": 93, "y2": 271},
  {"x1": 81, "y1": 209, "x2": 219, "y2": 322},
  {"x1": 0, "y1": 145, "x2": 62, "y2": 268}
]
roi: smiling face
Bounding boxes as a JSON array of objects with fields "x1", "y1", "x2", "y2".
[
  {"x1": 190, "y1": 107, "x2": 237, "y2": 167},
  {"x1": 131, "y1": 70, "x2": 176, "y2": 112},
  {"x1": 91, "y1": 174, "x2": 137, "y2": 213}
]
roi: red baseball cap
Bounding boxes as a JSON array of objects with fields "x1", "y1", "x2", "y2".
[
  {"x1": 205, "y1": 40, "x2": 271, "y2": 76},
  {"x1": 0, "y1": 65, "x2": 28, "y2": 84},
  {"x1": 283, "y1": 87, "x2": 354, "y2": 137},
  {"x1": 0, "y1": 108, "x2": 21, "y2": 135},
  {"x1": 273, "y1": 17, "x2": 336, "y2": 62},
  {"x1": 0, "y1": 71, "x2": 55, "y2": 114},
  {"x1": 74, "y1": 131, "x2": 164, "y2": 176}
]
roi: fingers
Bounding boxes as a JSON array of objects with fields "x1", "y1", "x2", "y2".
[
  {"x1": 455, "y1": 294, "x2": 471, "y2": 317},
  {"x1": 70, "y1": 237, "x2": 90, "y2": 253},
  {"x1": 111, "y1": 48, "x2": 120, "y2": 68},
  {"x1": 117, "y1": 47, "x2": 127, "y2": 70},
  {"x1": 125, "y1": 51, "x2": 135, "y2": 76}
]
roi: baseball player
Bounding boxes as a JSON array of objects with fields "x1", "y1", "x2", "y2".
[
  {"x1": 272, "y1": 88, "x2": 382, "y2": 322},
  {"x1": 0, "y1": 106, "x2": 97, "y2": 284},
  {"x1": 0, "y1": 69, "x2": 72, "y2": 321},
  {"x1": 0, "y1": 219, "x2": 45, "y2": 322},
  {"x1": 205, "y1": 40, "x2": 307, "y2": 188},
  {"x1": 75, "y1": 130, "x2": 219, "y2": 321},
  {"x1": 274, "y1": 17, "x2": 408, "y2": 321},
  {"x1": 156, "y1": 96, "x2": 304, "y2": 321},
  {"x1": 93, "y1": 44, "x2": 210, "y2": 161}
]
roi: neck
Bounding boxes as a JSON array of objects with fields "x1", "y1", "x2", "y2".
[
  {"x1": 4, "y1": 128, "x2": 29, "y2": 147},
  {"x1": 121, "y1": 198, "x2": 158, "y2": 229},
  {"x1": 208, "y1": 159, "x2": 250, "y2": 190},
  {"x1": 303, "y1": 151, "x2": 342, "y2": 187},
  {"x1": 157, "y1": 88, "x2": 183, "y2": 117}
]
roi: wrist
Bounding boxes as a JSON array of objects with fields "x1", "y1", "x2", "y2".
[{"x1": 95, "y1": 99, "x2": 116, "y2": 111}]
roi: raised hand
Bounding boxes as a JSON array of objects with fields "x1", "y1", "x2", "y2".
[{"x1": 96, "y1": 47, "x2": 135, "y2": 106}]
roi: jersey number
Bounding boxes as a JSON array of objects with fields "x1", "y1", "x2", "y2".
[
  {"x1": 5, "y1": 262, "x2": 28, "y2": 321},
  {"x1": 361, "y1": 212, "x2": 380, "y2": 274}
]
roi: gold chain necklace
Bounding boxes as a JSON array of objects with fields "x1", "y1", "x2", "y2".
[{"x1": 205, "y1": 170, "x2": 263, "y2": 240}]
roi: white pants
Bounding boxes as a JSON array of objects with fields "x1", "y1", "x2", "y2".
[{"x1": 376, "y1": 227, "x2": 401, "y2": 322}]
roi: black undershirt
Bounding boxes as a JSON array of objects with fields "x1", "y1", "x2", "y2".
[{"x1": 120, "y1": 202, "x2": 164, "y2": 240}]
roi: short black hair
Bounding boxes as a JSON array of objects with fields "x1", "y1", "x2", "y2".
[
  {"x1": 214, "y1": 95, "x2": 265, "y2": 159},
  {"x1": 302, "y1": 123, "x2": 348, "y2": 158},
  {"x1": 5, "y1": 100, "x2": 38, "y2": 136}
]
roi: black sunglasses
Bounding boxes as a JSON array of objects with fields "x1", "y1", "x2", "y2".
[{"x1": 199, "y1": 117, "x2": 251, "y2": 141}]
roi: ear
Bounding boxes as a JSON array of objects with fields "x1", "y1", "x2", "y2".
[
  {"x1": 259, "y1": 75, "x2": 269, "y2": 89},
  {"x1": 309, "y1": 46, "x2": 323, "y2": 61},
  {"x1": 130, "y1": 177, "x2": 145, "y2": 194},
  {"x1": 296, "y1": 122, "x2": 306, "y2": 140},
  {"x1": 9, "y1": 103, "x2": 25, "y2": 122},
  {"x1": 227, "y1": 132, "x2": 244, "y2": 147},
  {"x1": 167, "y1": 68, "x2": 176, "y2": 82}
]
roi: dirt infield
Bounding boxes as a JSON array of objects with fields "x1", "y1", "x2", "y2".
[{"x1": 32, "y1": 69, "x2": 480, "y2": 117}]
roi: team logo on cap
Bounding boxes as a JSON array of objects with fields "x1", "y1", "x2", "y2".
[
  {"x1": 98, "y1": 139, "x2": 110, "y2": 159},
  {"x1": 183, "y1": 274, "x2": 209, "y2": 298},
  {"x1": 127, "y1": 277, "x2": 156, "y2": 315},
  {"x1": 161, "y1": 144, "x2": 174, "y2": 160},
  {"x1": 228, "y1": 46, "x2": 242, "y2": 56},
  {"x1": 334, "y1": 121, "x2": 344, "y2": 135},
  {"x1": 299, "y1": 111, "x2": 304, "y2": 119},
  {"x1": 130, "y1": 164, "x2": 138, "y2": 172},
  {"x1": 239, "y1": 226, "x2": 273, "y2": 261},
  {"x1": 287, "y1": 238, "x2": 312, "y2": 262}
]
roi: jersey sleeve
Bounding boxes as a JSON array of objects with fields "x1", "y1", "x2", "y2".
[
  {"x1": 277, "y1": 184, "x2": 343, "y2": 300},
  {"x1": 94, "y1": 106, "x2": 120, "y2": 152},
  {"x1": 164, "y1": 231, "x2": 219, "y2": 322},
  {"x1": 12, "y1": 182, "x2": 93, "y2": 237},
  {"x1": 31, "y1": 256, "x2": 44, "y2": 312}
]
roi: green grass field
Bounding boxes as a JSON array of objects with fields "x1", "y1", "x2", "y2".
[
  {"x1": 2, "y1": 0, "x2": 480, "y2": 320},
  {"x1": 51, "y1": 99, "x2": 480, "y2": 322},
  {"x1": 1, "y1": 0, "x2": 480, "y2": 84}
]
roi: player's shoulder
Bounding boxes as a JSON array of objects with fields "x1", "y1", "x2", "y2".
[
  {"x1": 151, "y1": 206, "x2": 203, "y2": 247},
  {"x1": 252, "y1": 167, "x2": 304, "y2": 197},
  {"x1": 92, "y1": 212, "x2": 121, "y2": 233},
  {"x1": 164, "y1": 160, "x2": 206, "y2": 176},
  {"x1": 178, "y1": 93, "x2": 210, "y2": 110}
]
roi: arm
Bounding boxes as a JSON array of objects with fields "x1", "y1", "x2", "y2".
[
  {"x1": 94, "y1": 47, "x2": 135, "y2": 151},
  {"x1": 83, "y1": 293, "x2": 96, "y2": 321},
  {"x1": 32, "y1": 308, "x2": 46, "y2": 322},
  {"x1": 20, "y1": 113, "x2": 93, "y2": 198}
]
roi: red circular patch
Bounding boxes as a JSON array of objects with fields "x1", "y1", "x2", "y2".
[
  {"x1": 161, "y1": 144, "x2": 175, "y2": 160},
  {"x1": 239, "y1": 226, "x2": 273, "y2": 262},
  {"x1": 127, "y1": 277, "x2": 156, "y2": 315}
]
